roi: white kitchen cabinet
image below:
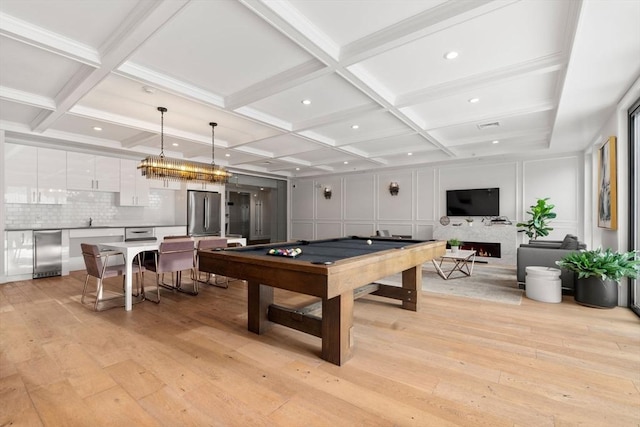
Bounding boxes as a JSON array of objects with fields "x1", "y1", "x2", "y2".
[
  {"x1": 5, "y1": 230, "x2": 33, "y2": 277},
  {"x1": 187, "y1": 182, "x2": 225, "y2": 192},
  {"x1": 149, "y1": 178, "x2": 181, "y2": 190},
  {"x1": 118, "y1": 159, "x2": 150, "y2": 206},
  {"x1": 67, "y1": 152, "x2": 120, "y2": 192},
  {"x1": 37, "y1": 147, "x2": 67, "y2": 204},
  {"x1": 4, "y1": 144, "x2": 66, "y2": 204}
]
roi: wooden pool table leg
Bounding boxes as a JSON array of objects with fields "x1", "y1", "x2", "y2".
[
  {"x1": 322, "y1": 292, "x2": 354, "y2": 366},
  {"x1": 402, "y1": 266, "x2": 421, "y2": 311},
  {"x1": 248, "y1": 281, "x2": 273, "y2": 334}
]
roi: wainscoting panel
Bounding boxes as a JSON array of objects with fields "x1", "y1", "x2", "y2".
[
  {"x1": 316, "y1": 222, "x2": 343, "y2": 239},
  {"x1": 291, "y1": 180, "x2": 315, "y2": 220},
  {"x1": 377, "y1": 223, "x2": 413, "y2": 238},
  {"x1": 377, "y1": 171, "x2": 412, "y2": 220},
  {"x1": 316, "y1": 177, "x2": 342, "y2": 220},
  {"x1": 344, "y1": 174, "x2": 375, "y2": 220},
  {"x1": 417, "y1": 168, "x2": 436, "y2": 221},
  {"x1": 345, "y1": 223, "x2": 375, "y2": 237},
  {"x1": 523, "y1": 156, "x2": 580, "y2": 222},
  {"x1": 291, "y1": 222, "x2": 314, "y2": 240}
]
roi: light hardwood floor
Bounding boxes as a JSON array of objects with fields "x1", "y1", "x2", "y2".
[{"x1": 1, "y1": 269, "x2": 639, "y2": 426}]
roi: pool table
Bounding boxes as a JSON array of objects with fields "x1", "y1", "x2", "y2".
[{"x1": 197, "y1": 236, "x2": 446, "y2": 365}]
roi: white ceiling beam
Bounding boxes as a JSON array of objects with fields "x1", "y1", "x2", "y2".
[
  {"x1": 292, "y1": 104, "x2": 381, "y2": 133},
  {"x1": 0, "y1": 11, "x2": 101, "y2": 66},
  {"x1": 0, "y1": 86, "x2": 56, "y2": 110},
  {"x1": 340, "y1": 0, "x2": 514, "y2": 66},
  {"x1": 69, "y1": 105, "x2": 215, "y2": 146},
  {"x1": 243, "y1": 0, "x2": 340, "y2": 61},
  {"x1": 226, "y1": 59, "x2": 330, "y2": 109},
  {"x1": 233, "y1": 106, "x2": 292, "y2": 131},
  {"x1": 116, "y1": 62, "x2": 225, "y2": 108},
  {"x1": 423, "y1": 101, "x2": 556, "y2": 131},
  {"x1": 333, "y1": 127, "x2": 411, "y2": 147},
  {"x1": 242, "y1": 0, "x2": 457, "y2": 161},
  {"x1": 443, "y1": 128, "x2": 550, "y2": 147},
  {"x1": 30, "y1": 0, "x2": 190, "y2": 133},
  {"x1": 120, "y1": 131, "x2": 156, "y2": 148},
  {"x1": 395, "y1": 53, "x2": 566, "y2": 108}
]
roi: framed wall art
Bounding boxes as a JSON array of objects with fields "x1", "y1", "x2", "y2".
[{"x1": 597, "y1": 136, "x2": 617, "y2": 229}]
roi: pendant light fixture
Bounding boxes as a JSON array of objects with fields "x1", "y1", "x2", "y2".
[{"x1": 138, "y1": 107, "x2": 231, "y2": 184}]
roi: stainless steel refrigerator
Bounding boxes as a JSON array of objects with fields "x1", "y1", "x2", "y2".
[{"x1": 187, "y1": 190, "x2": 221, "y2": 236}]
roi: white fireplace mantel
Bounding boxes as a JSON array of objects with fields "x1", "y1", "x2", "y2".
[{"x1": 433, "y1": 223, "x2": 517, "y2": 265}]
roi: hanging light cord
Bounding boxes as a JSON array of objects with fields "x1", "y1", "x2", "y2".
[
  {"x1": 158, "y1": 106, "x2": 167, "y2": 158},
  {"x1": 209, "y1": 122, "x2": 217, "y2": 166}
]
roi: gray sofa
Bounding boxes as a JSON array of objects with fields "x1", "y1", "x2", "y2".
[{"x1": 516, "y1": 234, "x2": 586, "y2": 294}]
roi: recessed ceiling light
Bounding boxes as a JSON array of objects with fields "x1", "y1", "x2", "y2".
[
  {"x1": 468, "y1": 98, "x2": 479, "y2": 103},
  {"x1": 351, "y1": 124, "x2": 359, "y2": 130},
  {"x1": 408, "y1": 152, "x2": 413, "y2": 156},
  {"x1": 343, "y1": 161, "x2": 349, "y2": 165},
  {"x1": 142, "y1": 86, "x2": 155, "y2": 94},
  {"x1": 92, "y1": 126, "x2": 102, "y2": 131},
  {"x1": 295, "y1": 167, "x2": 300, "y2": 171},
  {"x1": 444, "y1": 51, "x2": 459, "y2": 60},
  {"x1": 492, "y1": 140, "x2": 500, "y2": 144},
  {"x1": 172, "y1": 143, "x2": 179, "y2": 147},
  {"x1": 301, "y1": 99, "x2": 311, "y2": 105},
  {"x1": 225, "y1": 153, "x2": 230, "y2": 157}
]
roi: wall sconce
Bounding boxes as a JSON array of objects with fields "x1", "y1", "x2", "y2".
[
  {"x1": 389, "y1": 182, "x2": 399, "y2": 196},
  {"x1": 323, "y1": 187, "x2": 332, "y2": 199}
]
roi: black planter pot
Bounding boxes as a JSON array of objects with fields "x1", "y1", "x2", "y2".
[{"x1": 574, "y1": 276, "x2": 618, "y2": 308}]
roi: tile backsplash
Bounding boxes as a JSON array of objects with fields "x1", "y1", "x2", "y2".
[{"x1": 5, "y1": 189, "x2": 179, "y2": 228}]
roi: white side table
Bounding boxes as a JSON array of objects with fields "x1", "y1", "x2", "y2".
[{"x1": 525, "y1": 266, "x2": 562, "y2": 303}]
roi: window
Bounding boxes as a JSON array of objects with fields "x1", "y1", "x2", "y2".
[{"x1": 629, "y1": 98, "x2": 639, "y2": 316}]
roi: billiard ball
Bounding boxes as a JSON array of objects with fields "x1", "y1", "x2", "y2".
[{"x1": 366, "y1": 239, "x2": 372, "y2": 245}]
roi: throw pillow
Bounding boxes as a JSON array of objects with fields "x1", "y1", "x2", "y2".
[{"x1": 560, "y1": 234, "x2": 579, "y2": 250}]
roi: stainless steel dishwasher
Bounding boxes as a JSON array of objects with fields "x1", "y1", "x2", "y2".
[{"x1": 33, "y1": 230, "x2": 62, "y2": 278}]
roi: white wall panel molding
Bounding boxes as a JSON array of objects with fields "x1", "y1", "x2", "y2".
[
  {"x1": 287, "y1": 153, "x2": 585, "y2": 263},
  {"x1": 291, "y1": 180, "x2": 314, "y2": 220},
  {"x1": 344, "y1": 174, "x2": 375, "y2": 220},
  {"x1": 291, "y1": 221, "x2": 314, "y2": 240},
  {"x1": 316, "y1": 177, "x2": 342, "y2": 220},
  {"x1": 344, "y1": 222, "x2": 375, "y2": 237},
  {"x1": 416, "y1": 168, "x2": 436, "y2": 221},
  {"x1": 521, "y1": 155, "x2": 581, "y2": 240},
  {"x1": 315, "y1": 222, "x2": 343, "y2": 239},
  {"x1": 377, "y1": 170, "x2": 412, "y2": 220}
]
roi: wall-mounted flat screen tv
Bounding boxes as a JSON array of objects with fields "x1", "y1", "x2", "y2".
[{"x1": 446, "y1": 187, "x2": 500, "y2": 216}]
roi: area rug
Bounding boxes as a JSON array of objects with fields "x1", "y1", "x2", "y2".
[{"x1": 377, "y1": 264, "x2": 523, "y2": 305}]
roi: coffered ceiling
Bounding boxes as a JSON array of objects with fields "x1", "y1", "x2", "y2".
[{"x1": 1, "y1": 0, "x2": 639, "y2": 178}]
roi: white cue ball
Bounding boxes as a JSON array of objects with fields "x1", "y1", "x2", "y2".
[{"x1": 366, "y1": 239, "x2": 372, "y2": 245}]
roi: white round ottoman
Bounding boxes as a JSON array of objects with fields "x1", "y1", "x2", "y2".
[{"x1": 525, "y1": 266, "x2": 562, "y2": 303}]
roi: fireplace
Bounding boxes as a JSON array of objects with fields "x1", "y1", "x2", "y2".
[{"x1": 460, "y1": 241, "x2": 501, "y2": 259}]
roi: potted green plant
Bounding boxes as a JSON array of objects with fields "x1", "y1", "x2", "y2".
[
  {"x1": 517, "y1": 198, "x2": 556, "y2": 240},
  {"x1": 448, "y1": 238, "x2": 461, "y2": 253},
  {"x1": 556, "y1": 248, "x2": 640, "y2": 308}
]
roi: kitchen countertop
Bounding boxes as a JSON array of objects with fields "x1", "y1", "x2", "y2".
[{"x1": 5, "y1": 225, "x2": 187, "y2": 231}]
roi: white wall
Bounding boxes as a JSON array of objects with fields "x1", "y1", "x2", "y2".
[
  {"x1": 587, "y1": 78, "x2": 640, "y2": 305},
  {"x1": 290, "y1": 152, "x2": 585, "y2": 259}
]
